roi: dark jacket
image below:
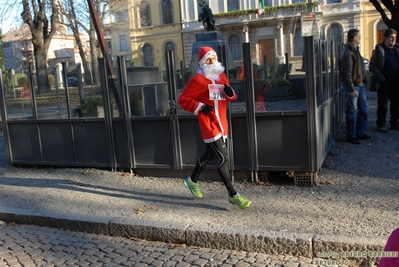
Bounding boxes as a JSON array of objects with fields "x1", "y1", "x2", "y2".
[
  {"x1": 369, "y1": 42, "x2": 399, "y2": 90},
  {"x1": 339, "y1": 43, "x2": 365, "y2": 93}
]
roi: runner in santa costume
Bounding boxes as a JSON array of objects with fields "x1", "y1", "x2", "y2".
[{"x1": 178, "y1": 46, "x2": 251, "y2": 209}]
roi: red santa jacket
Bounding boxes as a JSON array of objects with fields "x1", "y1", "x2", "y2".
[
  {"x1": 178, "y1": 69, "x2": 237, "y2": 143},
  {"x1": 378, "y1": 228, "x2": 399, "y2": 267}
]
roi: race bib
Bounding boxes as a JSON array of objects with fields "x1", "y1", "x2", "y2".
[{"x1": 208, "y1": 84, "x2": 225, "y2": 101}]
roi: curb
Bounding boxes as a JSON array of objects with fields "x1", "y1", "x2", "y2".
[{"x1": 0, "y1": 207, "x2": 385, "y2": 264}]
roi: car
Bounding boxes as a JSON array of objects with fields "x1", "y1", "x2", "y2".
[{"x1": 67, "y1": 77, "x2": 78, "y2": 87}]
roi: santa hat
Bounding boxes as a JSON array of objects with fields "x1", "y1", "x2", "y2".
[{"x1": 198, "y1": 46, "x2": 217, "y2": 65}]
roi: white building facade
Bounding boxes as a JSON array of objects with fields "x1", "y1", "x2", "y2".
[{"x1": 180, "y1": 0, "x2": 362, "y2": 73}]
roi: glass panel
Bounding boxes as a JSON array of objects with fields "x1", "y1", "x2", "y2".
[
  {"x1": 228, "y1": 45, "x2": 306, "y2": 114},
  {"x1": 177, "y1": 32, "x2": 308, "y2": 115},
  {"x1": 3, "y1": 68, "x2": 34, "y2": 120},
  {"x1": 128, "y1": 83, "x2": 169, "y2": 117}
]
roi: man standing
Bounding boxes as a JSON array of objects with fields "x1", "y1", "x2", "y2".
[
  {"x1": 178, "y1": 46, "x2": 251, "y2": 209},
  {"x1": 339, "y1": 29, "x2": 370, "y2": 144},
  {"x1": 369, "y1": 29, "x2": 399, "y2": 133}
]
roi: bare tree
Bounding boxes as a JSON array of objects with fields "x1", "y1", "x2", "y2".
[
  {"x1": 21, "y1": 0, "x2": 60, "y2": 94},
  {"x1": 61, "y1": 0, "x2": 99, "y2": 85},
  {"x1": 59, "y1": 0, "x2": 119, "y2": 85},
  {"x1": 369, "y1": 0, "x2": 399, "y2": 33}
]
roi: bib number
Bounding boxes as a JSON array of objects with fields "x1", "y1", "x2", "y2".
[{"x1": 208, "y1": 84, "x2": 225, "y2": 101}]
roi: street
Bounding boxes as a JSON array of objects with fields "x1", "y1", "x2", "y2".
[{"x1": 0, "y1": 222, "x2": 317, "y2": 267}]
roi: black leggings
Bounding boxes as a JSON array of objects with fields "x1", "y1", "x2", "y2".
[{"x1": 190, "y1": 138, "x2": 237, "y2": 197}]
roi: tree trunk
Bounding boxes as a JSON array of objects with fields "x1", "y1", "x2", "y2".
[
  {"x1": 21, "y1": 0, "x2": 59, "y2": 94},
  {"x1": 72, "y1": 29, "x2": 92, "y2": 85},
  {"x1": 89, "y1": 22, "x2": 100, "y2": 85},
  {"x1": 35, "y1": 49, "x2": 51, "y2": 94}
]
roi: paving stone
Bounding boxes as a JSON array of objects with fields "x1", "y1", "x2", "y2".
[{"x1": 0, "y1": 223, "x2": 380, "y2": 267}]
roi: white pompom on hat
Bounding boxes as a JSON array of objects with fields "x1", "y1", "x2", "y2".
[{"x1": 198, "y1": 46, "x2": 217, "y2": 66}]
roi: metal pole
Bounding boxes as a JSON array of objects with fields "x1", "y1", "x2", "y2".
[
  {"x1": 27, "y1": 64, "x2": 38, "y2": 119},
  {"x1": 62, "y1": 62, "x2": 72, "y2": 118},
  {"x1": 0, "y1": 69, "x2": 12, "y2": 166},
  {"x1": 99, "y1": 58, "x2": 117, "y2": 171},
  {"x1": 218, "y1": 45, "x2": 235, "y2": 180},
  {"x1": 304, "y1": 36, "x2": 318, "y2": 179},
  {"x1": 243, "y1": 42, "x2": 259, "y2": 182},
  {"x1": 11, "y1": 69, "x2": 16, "y2": 104},
  {"x1": 165, "y1": 50, "x2": 182, "y2": 169},
  {"x1": 117, "y1": 56, "x2": 135, "y2": 170}
]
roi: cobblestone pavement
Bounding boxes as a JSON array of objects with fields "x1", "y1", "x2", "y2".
[{"x1": 0, "y1": 222, "x2": 327, "y2": 267}]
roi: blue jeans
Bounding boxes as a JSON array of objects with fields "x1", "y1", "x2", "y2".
[{"x1": 344, "y1": 84, "x2": 369, "y2": 138}]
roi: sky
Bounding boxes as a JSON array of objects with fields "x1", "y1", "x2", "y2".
[{"x1": 0, "y1": 0, "x2": 23, "y2": 33}]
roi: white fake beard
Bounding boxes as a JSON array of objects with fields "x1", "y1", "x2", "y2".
[{"x1": 202, "y1": 62, "x2": 225, "y2": 80}]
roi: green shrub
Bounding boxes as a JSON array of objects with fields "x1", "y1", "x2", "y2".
[
  {"x1": 79, "y1": 94, "x2": 116, "y2": 113},
  {"x1": 79, "y1": 95, "x2": 103, "y2": 113}
]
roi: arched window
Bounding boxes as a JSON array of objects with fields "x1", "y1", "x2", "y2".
[
  {"x1": 162, "y1": 0, "x2": 173, "y2": 24},
  {"x1": 376, "y1": 21, "x2": 388, "y2": 44},
  {"x1": 227, "y1": 0, "x2": 239, "y2": 11},
  {"x1": 165, "y1": 41, "x2": 174, "y2": 52},
  {"x1": 327, "y1": 24, "x2": 343, "y2": 43},
  {"x1": 143, "y1": 44, "x2": 153, "y2": 66},
  {"x1": 228, "y1": 34, "x2": 241, "y2": 61},
  {"x1": 139, "y1": 0, "x2": 151, "y2": 27},
  {"x1": 294, "y1": 28, "x2": 303, "y2": 56}
]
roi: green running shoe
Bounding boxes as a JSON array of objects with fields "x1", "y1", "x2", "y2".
[
  {"x1": 229, "y1": 193, "x2": 251, "y2": 209},
  {"x1": 184, "y1": 176, "x2": 203, "y2": 198}
]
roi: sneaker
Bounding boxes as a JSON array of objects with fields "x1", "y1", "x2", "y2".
[
  {"x1": 184, "y1": 176, "x2": 203, "y2": 198},
  {"x1": 378, "y1": 127, "x2": 388, "y2": 133},
  {"x1": 228, "y1": 194, "x2": 251, "y2": 209}
]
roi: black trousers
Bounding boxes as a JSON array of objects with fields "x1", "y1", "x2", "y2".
[
  {"x1": 190, "y1": 138, "x2": 237, "y2": 197},
  {"x1": 377, "y1": 80, "x2": 399, "y2": 128}
]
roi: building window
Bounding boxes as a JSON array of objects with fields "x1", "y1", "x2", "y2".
[
  {"x1": 327, "y1": 0, "x2": 341, "y2": 4},
  {"x1": 294, "y1": 28, "x2": 304, "y2": 56},
  {"x1": 292, "y1": 0, "x2": 305, "y2": 4},
  {"x1": 113, "y1": 10, "x2": 129, "y2": 22},
  {"x1": 107, "y1": 41, "x2": 112, "y2": 50},
  {"x1": 228, "y1": 34, "x2": 241, "y2": 61},
  {"x1": 327, "y1": 24, "x2": 343, "y2": 43},
  {"x1": 165, "y1": 41, "x2": 174, "y2": 52},
  {"x1": 139, "y1": 0, "x2": 151, "y2": 27},
  {"x1": 197, "y1": 0, "x2": 209, "y2": 5},
  {"x1": 227, "y1": 0, "x2": 239, "y2": 11},
  {"x1": 162, "y1": 0, "x2": 173, "y2": 24},
  {"x1": 119, "y1": 34, "x2": 127, "y2": 51},
  {"x1": 143, "y1": 44, "x2": 153, "y2": 66}
]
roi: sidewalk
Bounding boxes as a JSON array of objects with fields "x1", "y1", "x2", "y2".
[{"x1": 0, "y1": 91, "x2": 397, "y2": 266}]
